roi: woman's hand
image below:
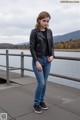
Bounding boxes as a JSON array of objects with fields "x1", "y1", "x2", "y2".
[
  {"x1": 48, "y1": 56, "x2": 54, "y2": 62},
  {"x1": 35, "y1": 61, "x2": 42, "y2": 71}
]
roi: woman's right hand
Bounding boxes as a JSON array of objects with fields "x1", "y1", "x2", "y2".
[{"x1": 35, "y1": 61, "x2": 42, "y2": 71}]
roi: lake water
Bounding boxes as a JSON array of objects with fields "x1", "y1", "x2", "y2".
[{"x1": 0, "y1": 49, "x2": 80, "y2": 89}]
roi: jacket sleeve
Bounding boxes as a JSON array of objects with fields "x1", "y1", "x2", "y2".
[
  {"x1": 30, "y1": 29, "x2": 38, "y2": 63},
  {"x1": 50, "y1": 30, "x2": 55, "y2": 57}
]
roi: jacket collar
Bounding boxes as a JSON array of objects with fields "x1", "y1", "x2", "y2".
[
  {"x1": 38, "y1": 31, "x2": 45, "y2": 39},
  {"x1": 36, "y1": 29, "x2": 50, "y2": 40}
]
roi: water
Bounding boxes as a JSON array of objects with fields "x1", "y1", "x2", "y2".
[{"x1": 0, "y1": 49, "x2": 80, "y2": 89}]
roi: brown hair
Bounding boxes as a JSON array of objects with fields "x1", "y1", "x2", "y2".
[{"x1": 35, "y1": 11, "x2": 51, "y2": 30}]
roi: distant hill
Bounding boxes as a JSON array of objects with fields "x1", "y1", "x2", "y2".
[
  {"x1": 0, "y1": 42, "x2": 30, "y2": 49},
  {"x1": 0, "y1": 42, "x2": 29, "y2": 49},
  {"x1": 0, "y1": 43, "x2": 14, "y2": 49},
  {"x1": 54, "y1": 30, "x2": 80, "y2": 43}
]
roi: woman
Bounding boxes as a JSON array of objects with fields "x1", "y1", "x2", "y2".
[{"x1": 30, "y1": 11, "x2": 54, "y2": 113}]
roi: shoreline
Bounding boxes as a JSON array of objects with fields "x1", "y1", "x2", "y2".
[{"x1": 54, "y1": 49, "x2": 80, "y2": 52}]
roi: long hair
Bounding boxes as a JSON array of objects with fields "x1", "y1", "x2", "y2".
[{"x1": 35, "y1": 11, "x2": 51, "y2": 30}]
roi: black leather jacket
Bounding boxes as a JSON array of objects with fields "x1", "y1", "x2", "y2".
[{"x1": 30, "y1": 28, "x2": 54, "y2": 62}]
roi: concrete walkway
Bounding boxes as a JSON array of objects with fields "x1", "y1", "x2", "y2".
[{"x1": 0, "y1": 70, "x2": 80, "y2": 120}]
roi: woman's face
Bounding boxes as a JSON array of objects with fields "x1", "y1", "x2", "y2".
[{"x1": 39, "y1": 17, "x2": 50, "y2": 29}]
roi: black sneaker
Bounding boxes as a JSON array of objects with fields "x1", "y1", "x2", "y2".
[
  {"x1": 39, "y1": 102, "x2": 48, "y2": 110},
  {"x1": 33, "y1": 104, "x2": 42, "y2": 113}
]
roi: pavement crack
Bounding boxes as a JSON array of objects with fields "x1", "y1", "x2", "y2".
[{"x1": 14, "y1": 111, "x2": 34, "y2": 119}]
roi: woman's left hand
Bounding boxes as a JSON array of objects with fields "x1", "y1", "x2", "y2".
[{"x1": 48, "y1": 56, "x2": 54, "y2": 62}]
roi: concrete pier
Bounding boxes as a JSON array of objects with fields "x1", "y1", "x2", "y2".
[{"x1": 0, "y1": 70, "x2": 80, "y2": 120}]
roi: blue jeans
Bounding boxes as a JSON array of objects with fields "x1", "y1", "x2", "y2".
[{"x1": 32, "y1": 56, "x2": 51, "y2": 105}]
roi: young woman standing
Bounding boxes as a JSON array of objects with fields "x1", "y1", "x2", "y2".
[{"x1": 30, "y1": 11, "x2": 54, "y2": 113}]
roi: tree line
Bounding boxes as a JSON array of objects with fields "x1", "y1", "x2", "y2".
[{"x1": 54, "y1": 39, "x2": 80, "y2": 49}]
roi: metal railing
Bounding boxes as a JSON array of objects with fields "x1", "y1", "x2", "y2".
[{"x1": 0, "y1": 50, "x2": 80, "y2": 85}]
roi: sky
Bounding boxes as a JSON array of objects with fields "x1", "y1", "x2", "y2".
[{"x1": 0, "y1": 0, "x2": 80, "y2": 44}]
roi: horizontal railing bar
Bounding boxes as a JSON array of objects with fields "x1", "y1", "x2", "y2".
[
  {"x1": 0, "y1": 65, "x2": 21, "y2": 70},
  {"x1": 50, "y1": 73, "x2": 80, "y2": 82},
  {"x1": 9, "y1": 68, "x2": 21, "y2": 71},
  {"x1": 8, "y1": 66, "x2": 20, "y2": 69},
  {"x1": 21, "y1": 54, "x2": 31, "y2": 57},
  {"x1": 24, "y1": 68, "x2": 80, "y2": 82},
  {"x1": 0, "y1": 53, "x2": 80, "y2": 61},
  {"x1": 24, "y1": 68, "x2": 33, "y2": 72},
  {"x1": 0, "y1": 53, "x2": 31, "y2": 57},
  {"x1": 6, "y1": 54, "x2": 21, "y2": 56},
  {"x1": 0, "y1": 53, "x2": 21, "y2": 56},
  {"x1": 0, "y1": 53, "x2": 6, "y2": 56}
]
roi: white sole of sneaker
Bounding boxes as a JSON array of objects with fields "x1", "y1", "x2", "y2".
[
  {"x1": 33, "y1": 107, "x2": 42, "y2": 114},
  {"x1": 40, "y1": 106, "x2": 48, "y2": 110}
]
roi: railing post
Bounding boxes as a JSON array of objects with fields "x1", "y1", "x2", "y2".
[
  {"x1": 21, "y1": 52, "x2": 24, "y2": 77},
  {"x1": 6, "y1": 50, "x2": 10, "y2": 85}
]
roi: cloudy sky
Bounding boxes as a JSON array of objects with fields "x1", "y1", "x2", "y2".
[{"x1": 0, "y1": 0, "x2": 80, "y2": 44}]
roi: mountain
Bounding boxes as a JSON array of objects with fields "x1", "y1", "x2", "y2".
[
  {"x1": 0, "y1": 42, "x2": 30, "y2": 49},
  {"x1": 54, "y1": 30, "x2": 80, "y2": 43},
  {"x1": 0, "y1": 43, "x2": 15, "y2": 49}
]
